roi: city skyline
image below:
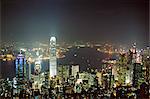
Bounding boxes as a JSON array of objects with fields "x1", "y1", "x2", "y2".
[
  {"x1": 1, "y1": 0, "x2": 149, "y2": 47},
  {"x1": 0, "y1": 0, "x2": 149, "y2": 97}
]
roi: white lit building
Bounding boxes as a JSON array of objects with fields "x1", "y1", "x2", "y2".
[
  {"x1": 34, "y1": 59, "x2": 41, "y2": 75},
  {"x1": 71, "y1": 65, "x2": 79, "y2": 77},
  {"x1": 49, "y1": 37, "x2": 57, "y2": 77}
]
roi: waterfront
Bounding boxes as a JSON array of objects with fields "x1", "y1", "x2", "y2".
[
  {"x1": 0, "y1": 47, "x2": 115, "y2": 79},
  {"x1": 1, "y1": 0, "x2": 149, "y2": 98}
]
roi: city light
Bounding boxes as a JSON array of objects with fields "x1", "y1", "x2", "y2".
[{"x1": 0, "y1": 0, "x2": 149, "y2": 98}]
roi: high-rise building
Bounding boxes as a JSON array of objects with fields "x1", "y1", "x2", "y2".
[
  {"x1": 71, "y1": 65, "x2": 79, "y2": 78},
  {"x1": 34, "y1": 59, "x2": 41, "y2": 75},
  {"x1": 57, "y1": 65, "x2": 70, "y2": 79},
  {"x1": 27, "y1": 57, "x2": 32, "y2": 80},
  {"x1": 131, "y1": 43, "x2": 137, "y2": 63},
  {"x1": 15, "y1": 53, "x2": 27, "y2": 80},
  {"x1": 49, "y1": 37, "x2": 57, "y2": 77},
  {"x1": 132, "y1": 63, "x2": 143, "y2": 87},
  {"x1": 15, "y1": 52, "x2": 28, "y2": 93},
  {"x1": 0, "y1": 64, "x2": 1, "y2": 79}
]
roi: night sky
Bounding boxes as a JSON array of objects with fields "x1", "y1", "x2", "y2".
[{"x1": 1, "y1": 0, "x2": 149, "y2": 47}]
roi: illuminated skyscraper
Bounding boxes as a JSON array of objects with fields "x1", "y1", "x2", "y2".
[
  {"x1": 131, "y1": 43, "x2": 137, "y2": 63},
  {"x1": 132, "y1": 63, "x2": 143, "y2": 87},
  {"x1": 15, "y1": 53, "x2": 27, "y2": 79},
  {"x1": 0, "y1": 65, "x2": 1, "y2": 78},
  {"x1": 27, "y1": 57, "x2": 32, "y2": 80},
  {"x1": 49, "y1": 37, "x2": 57, "y2": 77},
  {"x1": 34, "y1": 59, "x2": 41, "y2": 75}
]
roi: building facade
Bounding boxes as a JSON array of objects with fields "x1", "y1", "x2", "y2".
[{"x1": 49, "y1": 37, "x2": 57, "y2": 77}]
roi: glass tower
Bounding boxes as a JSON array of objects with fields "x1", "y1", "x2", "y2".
[
  {"x1": 15, "y1": 53, "x2": 27, "y2": 79},
  {"x1": 49, "y1": 37, "x2": 57, "y2": 77}
]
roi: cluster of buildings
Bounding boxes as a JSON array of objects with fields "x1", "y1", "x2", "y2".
[
  {"x1": 11, "y1": 37, "x2": 80, "y2": 95},
  {"x1": 0, "y1": 37, "x2": 149, "y2": 98},
  {"x1": 12, "y1": 37, "x2": 57, "y2": 92},
  {"x1": 100, "y1": 44, "x2": 150, "y2": 89}
]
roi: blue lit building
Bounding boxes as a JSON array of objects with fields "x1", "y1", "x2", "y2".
[{"x1": 15, "y1": 53, "x2": 27, "y2": 80}]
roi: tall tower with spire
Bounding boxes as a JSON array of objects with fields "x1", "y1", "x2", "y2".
[{"x1": 49, "y1": 36, "x2": 57, "y2": 77}]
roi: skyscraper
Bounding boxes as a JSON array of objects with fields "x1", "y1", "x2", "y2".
[
  {"x1": 49, "y1": 37, "x2": 57, "y2": 77},
  {"x1": 34, "y1": 59, "x2": 41, "y2": 75},
  {"x1": 15, "y1": 52, "x2": 28, "y2": 93},
  {"x1": 0, "y1": 63, "x2": 1, "y2": 78},
  {"x1": 132, "y1": 63, "x2": 143, "y2": 87},
  {"x1": 15, "y1": 53, "x2": 27, "y2": 79},
  {"x1": 27, "y1": 57, "x2": 32, "y2": 80}
]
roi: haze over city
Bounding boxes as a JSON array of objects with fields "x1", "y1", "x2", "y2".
[
  {"x1": 1, "y1": 0, "x2": 149, "y2": 48},
  {"x1": 0, "y1": 0, "x2": 149, "y2": 99}
]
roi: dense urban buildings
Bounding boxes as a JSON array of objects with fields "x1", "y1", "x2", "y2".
[
  {"x1": 1, "y1": 0, "x2": 149, "y2": 98},
  {"x1": 0, "y1": 40, "x2": 149, "y2": 98}
]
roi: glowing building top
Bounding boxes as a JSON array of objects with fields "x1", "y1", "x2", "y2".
[{"x1": 50, "y1": 37, "x2": 56, "y2": 42}]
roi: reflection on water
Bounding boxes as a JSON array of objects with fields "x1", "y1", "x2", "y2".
[
  {"x1": 0, "y1": 47, "x2": 118, "y2": 79},
  {"x1": 0, "y1": 59, "x2": 50, "y2": 79},
  {"x1": 0, "y1": 60, "x2": 15, "y2": 79}
]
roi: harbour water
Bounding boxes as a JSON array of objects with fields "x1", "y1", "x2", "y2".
[{"x1": 0, "y1": 47, "x2": 118, "y2": 79}]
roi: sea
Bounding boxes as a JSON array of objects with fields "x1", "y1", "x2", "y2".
[{"x1": 0, "y1": 47, "x2": 118, "y2": 79}]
